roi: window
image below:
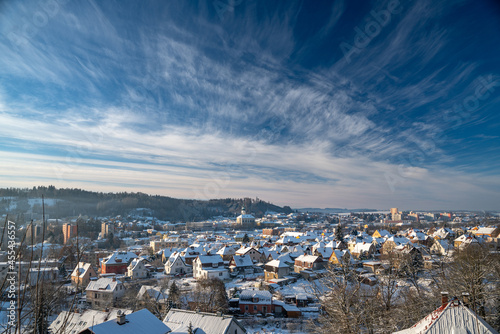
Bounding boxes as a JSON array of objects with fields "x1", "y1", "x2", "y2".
[
  {"x1": 245, "y1": 305, "x2": 249, "y2": 311},
  {"x1": 253, "y1": 305, "x2": 257, "y2": 311},
  {"x1": 219, "y1": 272, "x2": 223, "y2": 276}
]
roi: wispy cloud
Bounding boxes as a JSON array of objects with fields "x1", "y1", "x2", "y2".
[{"x1": 0, "y1": 0, "x2": 499, "y2": 210}]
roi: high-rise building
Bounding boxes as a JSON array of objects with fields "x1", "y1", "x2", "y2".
[
  {"x1": 390, "y1": 208, "x2": 400, "y2": 221},
  {"x1": 62, "y1": 223, "x2": 78, "y2": 244},
  {"x1": 101, "y1": 222, "x2": 115, "y2": 238}
]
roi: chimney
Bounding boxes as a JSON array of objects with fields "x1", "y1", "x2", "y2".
[
  {"x1": 462, "y1": 292, "x2": 470, "y2": 306},
  {"x1": 441, "y1": 292, "x2": 449, "y2": 307},
  {"x1": 117, "y1": 310, "x2": 126, "y2": 325},
  {"x1": 112, "y1": 277, "x2": 116, "y2": 282}
]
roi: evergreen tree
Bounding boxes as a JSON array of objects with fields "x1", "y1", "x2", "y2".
[
  {"x1": 242, "y1": 233, "x2": 250, "y2": 243},
  {"x1": 335, "y1": 224, "x2": 344, "y2": 243}
]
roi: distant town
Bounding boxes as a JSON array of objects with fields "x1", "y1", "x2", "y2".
[{"x1": 1, "y1": 189, "x2": 499, "y2": 333}]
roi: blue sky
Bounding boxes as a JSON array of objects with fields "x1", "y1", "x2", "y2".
[{"x1": 0, "y1": 0, "x2": 499, "y2": 210}]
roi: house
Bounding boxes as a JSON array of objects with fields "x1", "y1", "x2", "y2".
[
  {"x1": 430, "y1": 239, "x2": 452, "y2": 256},
  {"x1": 137, "y1": 285, "x2": 170, "y2": 313},
  {"x1": 328, "y1": 249, "x2": 351, "y2": 266},
  {"x1": 471, "y1": 226, "x2": 500, "y2": 238},
  {"x1": 351, "y1": 242, "x2": 376, "y2": 259},
  {"x1": 454, "y1": 234, "x2": 480, "y2": 249},
  {"x1": 239, "y1": 289, "x2": 273, "y2": 315},
  {"x1": 165, "y1": 252, "x2": 191, "y2": 276},
  {"x1": 85, "y1": 277, "x2": 125, "y2": 309},
  {"x1": 163, "y1": 308, "x2": 247, "y2": 334},
  {"x1": 393, "y1": 293, "x2": 498, "y2": 334},
  {"x1": 216, "y1": 245, "x2": 237, "y2": 261},
  {"x1": 80, "y1": 309, "x2": 169, "y2": 334},
  {"x1": 381, "y1": 236, "x2": 410, "y2": 255},
  {"x1": 49, "y1": 308, "x2": 133, "y2": 334},
  {"x1": 294, "y1": 254, "x2": 324, "y2": 273},
  {"x1": 127, "y1": 257, "x2": 148, "y2": 279},
  {"x1": 372, "y1": 230, "x2": 392, "y2": 238},
  {"x1": 71, "y1": 262, "x2": 98, "y2": 287},
  {"x1": 101, "y1": 251, "x2": 138, "y2": 275},
  {"x1": 229, "y1": 254, "x2": 254, "y2": 275},
  {"x1": 193, "y1": 255, "x2": 229, "y2": 280},
  {"x1": 235, "y1": 246, "x2": 265, "y2": 263},
  {"x1": 264, "y1": 258, "x2": 291, "y2": 282}
]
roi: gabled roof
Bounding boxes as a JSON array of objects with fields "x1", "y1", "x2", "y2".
[
  {"x1": 49, "y1": 308, "x2": 133, "y2": 334},
  {"x1": 163, "y1": 309, "x2": 246, "y2": 334},
  {"x1": 82, "y1": 309, "x2": 168, "y2": 334},
  {"x1": 102, "y1": 251, "x2": 138, "y2": 265},
  {"x1": 86, "y1": 277, "x2": 121, "y2": 292},
  {"x1": 229, "y1": 254, "x2": 253, "y2": 268},
  {"x1": 393, "y1": 300, "x2": 498, "y2": 334},
  {"x1": 71, "y1": 262, "x2": 94, "y2": 278},
  {"x1": 265, "y1": 259, "x2": 289, "y2": 268},
  {"x1": 196, "y1": 255, "x2": 223, "y2": 264}
]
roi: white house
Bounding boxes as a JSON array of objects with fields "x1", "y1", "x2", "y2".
[
  {"x1": 164, "y1": 252, "x2": 191, "y2": 276},
  {"x1": 127, "y1": 257, "x2": 148, "y2": 279},
  {"x1": 193, "y1": 255, "x2": 229, "y2": 280}
]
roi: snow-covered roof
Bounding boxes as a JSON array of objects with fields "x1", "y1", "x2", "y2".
[
  {"x1": 196, "y1": 255, "x2": 223, "y2": 264},
  {"x1": 230, "y1": 254, "x2": 254, "y2": 268},
  {"x1": 49, "y1": 308, "x2": 132, "y2": 334},
  {"x1": 86, "y1": 277, "x2": 122, "y2": 292},
  {"x1": 295, "y1": 254, "x2": 321, "y2": 263},
  {"x1": 393, "y1": 300, "x2": 498, "y2": 334},
  {"x1": 102, "y1": 251, "x2": 138, "y2": 265},
  {"x1": 71, "y1": 262, "x2": 93, "y2": 278},
  {"x1": 86, "y1": 309, "x2": 168, "y2": 334},
  {"x1": 266, "y1": 259, "x2": 289, "y2": 268},
  {"x1": 163, "y1": 309, "x2": 246, "y2": 334},
  {"x1": 239, "y1": 289, "x2": 272, "y2": 303}
]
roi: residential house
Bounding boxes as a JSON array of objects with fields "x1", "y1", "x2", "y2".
[
  {"x1": 264, "y1": 258, "x2": 291, "y2": 282},
  {"x1": 216, "y1": 245, "x2": 237, "y2": 261},
  {"x1": 86, "y1": 277, "x2": 125, "y2": 309},
  {"x1": 372, "y1": 230, "x2": 392, "y2": 238},
  {"x1": 71, "y1": 262, "x2": 97, "y2": 287},
  {"x1": 101, "y1": 251, "x2": 138, "y2": 275},
  {"x1": 235, "y1": 246, "x2": 265, "y2": 263},
  {"x1": 164, "y1": 252, "x2": 191, "y2": 276},
  {"x1": 294, "y1": 254, "x2": 324, "y2": 273},
  {"x1": 430, "y1": 239, "x2": 452, "y2": 256},
  {"x1": 137, "y1": 285, "x2": 170, "y2": 313},
  {"x1": 127, "y1": 257, "x2": 148, "y2": 279},
  {"x1": 229, "y1": 254, "x2": 254, "y2": 275},
  {"x1": 328, "y1": 249, "x2": 351, "y2": 266},
  {"x1": 239, "y1": 289, "x2": 273, "y2": 315},
  {"x1": 193, "y1": 255, "x2": 229, "y2": 280},
  {"x1": 351, "y1": 242, "x2": 376, "y2": 259}
]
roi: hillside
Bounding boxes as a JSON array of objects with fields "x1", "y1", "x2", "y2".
[{"x1": 0, "y1": 186, "x2": 292, "y2": 221}]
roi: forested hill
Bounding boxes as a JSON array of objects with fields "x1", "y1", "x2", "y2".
[{"x1": 0, "y1": 186, "x2": 292, "y2": 221}]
